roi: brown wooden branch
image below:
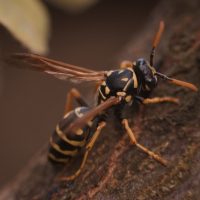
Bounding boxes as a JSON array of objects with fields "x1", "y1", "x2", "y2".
[{"x1": 1, "y1": 0, "x2": 200, "y2": 199}]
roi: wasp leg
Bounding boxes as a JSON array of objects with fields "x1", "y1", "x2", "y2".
[
  {"x1": 122, "y1": 119, "x2": 167, "y2": 166},
  {"x1": 64, "y1": 88, "x2": 88, "y2": 114},
  {"x1": 120, "y1": 60, "x2": 134, "y2": 69},
  {"x1": 60, "y1": 121, "x2": 106, "y2": 181},
  {"x1": 143, "y1": 96, "x2": 180, "y2": 105}
]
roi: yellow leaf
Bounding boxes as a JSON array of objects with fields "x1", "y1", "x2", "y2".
[{"x1": 0, "y1": 0, "x2": 50, "y2": 54}]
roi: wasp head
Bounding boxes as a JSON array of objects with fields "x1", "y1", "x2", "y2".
[{"x1": 134, "y1": 58, "x2": 157, "y2": 91}]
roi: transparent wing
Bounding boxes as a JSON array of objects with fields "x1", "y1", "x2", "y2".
[
  {"x1": 12, "y1": 53, "x2": 106, "y2": 83},
  {"x1": 65, "y1": 97, "x2": 120, "y2": 134}
]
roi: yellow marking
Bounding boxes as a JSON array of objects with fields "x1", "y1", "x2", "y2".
[
  {"x1": 60, "y1": 121, "x2": 107, "y2": 181},
  {"x1": 147, "y1": 62, "x2": 157, "y2": 75},
  {"x1": 102, "y1": 81, "x2": 106, "y2": 86},
  {"x1": 105, "y1": 86, "x2": 110, "y2": 95},
  {"x1": 56, "y1": 125, "x2": 86, "y2": 147},
  {"x1": 121, "y1": 68, "x2": 138, "y2": 90},
  {"x1": 75, "y1": 108, "x2": 84, "y2": 118},
  {"x1": 127, "y1": 68, "x2": 134, "y2": 72},
  {"x1": 125, "y1": 95, "x2": 132, "y2": 102},
  {"x1": 87, "y1": 120, "x2": 93, "y2": 127},
  {"x1": 132, "y1": 71, "x2": 138, "y2": 88},
  {"x1": 123, "y1": 79, "x2": 132, "y2": 91},
  {"x1": 117, "y1": 91, "x2": 126, "y2": 96},
  {"x1": 120, "y1": 60, "x2": 133, "y2": 69},
  {"x1": 106, "y1": 70, "x2": 114, "y2": 76},
  {"x1": 118, "y1": 70, "x2": 124, "y2": 74},
  {"x1": 48, "y1": 153, "x2": 68, "y2": 163},
  {"x1": 121, "y1": 77, "x2": 128, "y2": 82},
  {"x1": 98, "y1": 88, "x2": 106, "y2": 100},
  {"x1": 145, "y1": 84, "x2": 151, "y2": 91},
  {"x1": 50, "y1": 137, "x2": 78, "y2": 156},
  {"x1": 63, "y1": 110, "x2": 73, "y2": 119},
  {"x1": 76, "y1": 128, "x2": 83, "y2": 135}
]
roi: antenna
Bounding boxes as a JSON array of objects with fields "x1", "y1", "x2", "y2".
[
  {"x1": 155, "y1": 72, "x2": 198, "y2": 92},
  {"x1": 150, "y1": 21, "x2": 165, "y2": 66}
]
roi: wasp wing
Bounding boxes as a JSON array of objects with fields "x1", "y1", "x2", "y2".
[
  {"x1": 64, "y1": 97, "x2": 119, "y2": 134},
  {"x1": 12, "y1": 53, "x2": 106, "y2": 83}
]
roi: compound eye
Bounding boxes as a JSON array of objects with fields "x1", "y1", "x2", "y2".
[{"x1": 146, "y1": 77, "x2": 157, "y2": 89}]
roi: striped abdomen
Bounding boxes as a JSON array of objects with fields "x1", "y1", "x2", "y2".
[{"x1": 48, "y1": 107, "x2": 97, "y2": 163}]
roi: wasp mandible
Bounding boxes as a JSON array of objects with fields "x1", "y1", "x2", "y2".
[{"x1": 13, "y1": 21, "x2": 198, "y2": 181}]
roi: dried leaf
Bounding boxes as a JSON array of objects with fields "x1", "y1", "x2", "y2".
[
  {"x1": 0, "y1": 0, "x2": 50, "y2": 54},
  {"x1": 49, "y1": 0, "x2": 98, "y2": 13}
]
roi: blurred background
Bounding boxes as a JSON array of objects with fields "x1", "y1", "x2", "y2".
[{"x1": 0, "y1": 0, "x2": 159, "y2": 188}]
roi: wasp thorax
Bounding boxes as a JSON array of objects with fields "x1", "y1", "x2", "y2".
[
  {"x1": 135, "y1": 58, "x2": 157, "y2": 91},
  {"x1": 98, "y1": 68, "x2": 138, "y2": 104}
]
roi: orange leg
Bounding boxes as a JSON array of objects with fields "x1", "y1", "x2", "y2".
[
  {"x1": 143, "y1": 96, "x2": 180, "y2": 105},
  {"x1": 59, "y1": 122, "x2": 106, "y2": 181},
  {"x1": 122, "y1": 119, "x2": 167, "y2": 166},
  {"x1": 64, "y1": 88, "x2": 88, "y2": 115}
]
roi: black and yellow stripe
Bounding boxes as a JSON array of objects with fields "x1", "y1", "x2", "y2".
[{"x1": 48, "y1": 107, "x2": 96, "y2": 163}]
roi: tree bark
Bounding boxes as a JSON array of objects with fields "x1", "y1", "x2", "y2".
[{"x1": 1, "y1": 0, "x2": 200, "y2": 199}]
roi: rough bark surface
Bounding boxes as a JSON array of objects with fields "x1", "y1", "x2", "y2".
[{"x1": 1, "y1": 0, "x2": 200, "y2": 199}]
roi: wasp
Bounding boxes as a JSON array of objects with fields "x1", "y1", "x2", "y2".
[{"x1": 13, "y1": 21, "x2": 198, "y2": 181}]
